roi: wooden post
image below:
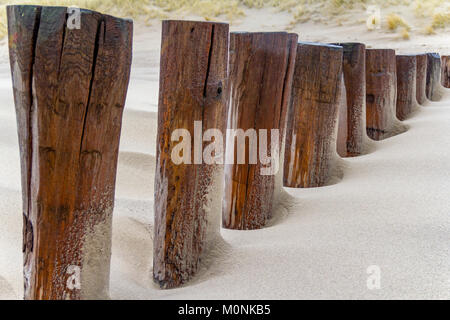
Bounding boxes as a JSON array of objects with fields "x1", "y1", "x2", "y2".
[
  {"x1": 365, "y1": 49, "x2": 403, "y2": 141},
  {"x1": 416, "y1": 54, "x2": 428, "y2": 105},
  {"x1": 7, "y1": 5, "x2": 132, "y2": 299},
  {"x1": 333, "y1": 42, "x2": 367, "y2": 158},
  {"x1": 426, "y1": 52, "x2": 442, "y2": 101},
  {"x1": 222, "y1": 32, "x2": 298, "y2": 230},
  {"x1": 396, "y1": 55, "x2": 418, "y2": 121},
  {"x1": 283, "y1": 42, "x2": 343, "y2": 188},
  {"x1": 442, "y1": 55, "x2": 450, "y2": 88},
  {"x1": 154, "y1": 20, "x2": 229, "y2": 288}
]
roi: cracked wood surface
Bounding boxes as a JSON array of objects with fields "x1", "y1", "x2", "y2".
[
  {"x1": 222, "y1": 32, "x2": 297, "y2": 230},
  {"x1": 283, "y1": 42, "x2": 343, "y2": 188},
  {"x1": 153, "y1": 20, "x2": 229, "y2": 288},
  {"x1": 7, "y1": 5, "x2": 132, "y2": 299}
]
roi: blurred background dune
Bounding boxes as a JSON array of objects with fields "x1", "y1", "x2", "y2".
[{"x1": 0, "y1": 0, "x2": 449, "y2": 42}]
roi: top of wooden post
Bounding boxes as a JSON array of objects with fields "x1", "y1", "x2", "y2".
[
  {"x1": 397, "y1": 54, "x2": 421, "y2": 57},
  {"x1": 366, "y1": 48, "x2": 396, "y2": 53},
  {"x1": 162, "y1": 19, "x2": 229, "y2": 26},
  {"x1": 298, "y1": 41, "x2": 343, "y2": 50},
  {"x1": 332, "y1": 42, "x2": 365, "y2": 49},
  {"x1": 7, "y1": 4, "x2": 133, "y2": 23},
  {"x1": 231, "y1": 31, "x2": 292, "y2": 34}
]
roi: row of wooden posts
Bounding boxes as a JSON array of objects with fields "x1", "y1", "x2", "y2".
[{"x1": 6, "y1": 6, "x2": 449, "y2": 299}]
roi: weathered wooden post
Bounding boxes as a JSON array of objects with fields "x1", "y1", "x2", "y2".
[
  {"x1": 283, "y1": 42, "x2": 343, "y2": 188},
  {"x1": 426, "y1": 52, "x2": 442, "y2": 101},
  {"x1": 7, "y1": 5, "x2": 132, "y2": 299},
  {"x1": 154, "y1": 20, "x2": 229, "y2": 288},
  {"x1": 365, "y1": 49, "x2": 404, "y2": 140},
  {"x1": 396, "y1": 55, "x2": 419, "y2": 121},
  {"x1": 222, "y1": 32, "x2": 297, "y2": 230},
  {"x1": 333, "y1": 42, "x2": 367, "y2": 158},
  {"x1": 442, "y1": 55, "x2": 450, "y2": 88},
  {"x1": 416, "y1": 54, "x2": 428, "y2": 105}
]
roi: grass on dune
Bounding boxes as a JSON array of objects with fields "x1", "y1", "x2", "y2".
[
  {"x1": 422, "y1": 11, "x2": 450, "y2": 35},
  {"x1": 431, "y1": 12, "x2": 450, "y2": 28},
  {"x1": 386, "y1": 13, "x2": 410, "y2": 31}
]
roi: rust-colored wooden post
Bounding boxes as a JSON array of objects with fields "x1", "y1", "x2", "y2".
[
  {"x1": 222, "y1": 32, "x2": 297, "y2": 230},
  {"x1": 154, "y1": 20, "x2": 229, "y2": 288},
  {"x1": 416, "y1": 54, "x2": 428, "y2": 105},
  {"x1": 7, "y1": 5, "x2": 132, "y2": 299},
  {"x1": 365, "y1": 49, "x2": 403, "y2": 140},
  {"x1": 283, "y1": 42, "x2": 343, "y2": 188},
  {"x1": 333, "y1": 42, "x2": 367, "y2": 157},
  {"x1": 396, "y1": 55, "x2": 419, "y2": 121},
  {"x1": 426, "y1": 52, "x2": 442, "y2": 101},
  {"x1": 442, "y1": 55, "x2": 450, "y2": 88}
]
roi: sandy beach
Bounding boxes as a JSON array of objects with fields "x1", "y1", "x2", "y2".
[{"x1": 0, "y1": 6, "x2": 449, "y2": 299}]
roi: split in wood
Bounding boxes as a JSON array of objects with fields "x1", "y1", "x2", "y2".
[
  {"x1": 283, "y1": 42, "x2": 343, "y2": 188},
  {"x1": 7, "y1": 5, "x2": 132, "y2": 299},
  {"x1": 222, "y1": 32, "x2": 298, "y2": 230}
]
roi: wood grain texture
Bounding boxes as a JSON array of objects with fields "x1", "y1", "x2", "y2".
[
  {"x1": 283, "y1": 42, "x2": 343, "y2": 188},
  {"x1": 334, "y1": 43, "x2": 366, "y2": 158},
  {"x1": 426, "y1": 52, "x2": 442, "y2": 101},
  {"x1": 8, "y1": 5, "x2": 132, "y2": 300},
  {"x1": 154, "y1": 20, "x2": 229, "y2": 288},
  {"x1": 415, "y1": 54, "x2": 428, "y2": 105},
  {"x1": 365, "y1": 49, "x2": 399, "y2": 141},
  {"x1": 222, "y1": 32, "x2": 297, "y2": 230},
  {"x1": 442, "y1": 55, "x2": 450, "y2": 88},
  {"x1": 396, "y1": 55, "x2": 418, "y2": 121}
]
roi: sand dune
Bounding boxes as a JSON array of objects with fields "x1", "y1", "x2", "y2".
[
  {"x1": 116, "y1": 151, "x2": 156, "y2": 200},
  {"x1": 120, "y1": 110, "x2": 158, "y2": 155}
]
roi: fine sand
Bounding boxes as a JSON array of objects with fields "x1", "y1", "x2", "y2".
[{"x1": 0, "y1": 8, "x2": 449, "y2": 299}]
